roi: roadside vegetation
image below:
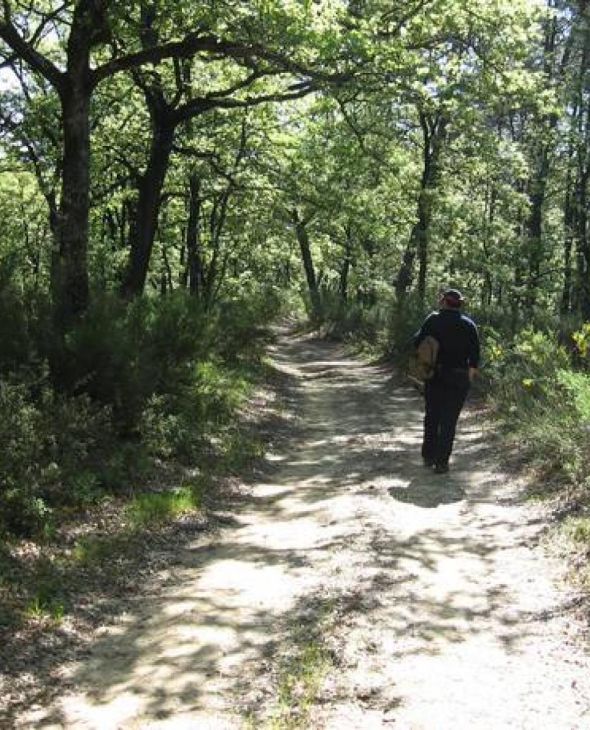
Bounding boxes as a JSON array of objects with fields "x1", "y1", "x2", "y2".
[{"x1": 0, "y1": 289, "x2": 279, "y2": 637}]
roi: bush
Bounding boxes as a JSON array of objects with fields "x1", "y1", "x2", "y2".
[
  {"x1": 0, "y1": 381, "x2": 47, "y2": 535},
  {"x1": 571, "y1": 322, "x2": 590, "y2": 369},
  {"x1": 0, "y1": 380, "x2": 116, "y2": 536},
  {"x1": 0, "y1": 289, "x2": 276, "y2": 537},
  {"x1": 307, "y1": 289, "x2": 418, "y2": 357},
  {"x1": 54, "y1": 293, "x2": 212, "y2": 432},
  {"x1": 141, "y1": 360, "x2": 252, "y2": 462},
  {"x1": 485, "y1": 328, "x2": 570, "y2": 418},
  {"x1": 485, "y1": 324, "x2": 590, "y2": 484},
  {"x1": 213, "y1": 294, "x2": 276, "y2": 362},
  {"x1": 557, "y1": 369, "x2": 590, "y2": 421},
  {"x1": 316, "y1": 291, "x2": 393, "y2": 347},
  {"x1": 54, "y1": 290, "x2": 273, "y2": 430}
]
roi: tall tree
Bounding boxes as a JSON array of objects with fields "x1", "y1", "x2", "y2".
[{"x1": 0, "y1": 1, "x2": 346, "y2": 323}]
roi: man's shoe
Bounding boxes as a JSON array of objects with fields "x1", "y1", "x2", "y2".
[
  {"x1": 423, "y1": 458, "x2": 435, "y2": 468},
  {"x1": 433, "y1": 463, "x2": 449, "y2": 474}
]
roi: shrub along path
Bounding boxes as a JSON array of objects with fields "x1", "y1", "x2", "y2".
[{"x1": 17, "y1": 332, "x2": 590, "y2": 729}]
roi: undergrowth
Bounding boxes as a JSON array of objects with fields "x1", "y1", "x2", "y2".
[
  {"x1": 0, "y1": 289, "x2": 278, "y2": 538},
  {"x1": 0, "y1": 287, "x2": 280, "y2": 630},
  {"x1": 485, "y1": 327, "x2": 590, "y2": 492}
]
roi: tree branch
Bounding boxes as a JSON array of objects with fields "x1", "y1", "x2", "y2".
[
  {"x1": 173, "y1": 82, "x2": 315, "y2": 124},
  {"x1": 0, "y1": 14, "x2": 64, "y2": 90},
  {"x1": 378, "y1": 0, "x2": 438, "y2": 39},
  {"x1": 0, "y1": 49, "x2": 16, "y2": 67},
  {"x1": 28, "y1": 2, "x2": 70, "y2": 46},
  {"x1": 202, "y1": 69, "x2": 265, "y2": 100},
  {"x1": 92, "y1": 32, "x2": 348, "y2": 88}
]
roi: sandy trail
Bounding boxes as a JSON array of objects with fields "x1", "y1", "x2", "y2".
[{"x1": 21, "y1": 332, "x2": 590, "y2": 729}]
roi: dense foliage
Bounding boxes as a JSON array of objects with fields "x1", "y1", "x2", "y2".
[{"x1": 1, "y1": 0, "x2": 590, "y2": 539}]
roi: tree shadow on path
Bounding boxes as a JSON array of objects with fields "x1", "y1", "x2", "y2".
[{"x1": 28, "y1": 333, "x2": 563, "y2": 729}]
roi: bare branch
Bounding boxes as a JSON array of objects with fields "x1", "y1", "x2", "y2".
[
  {"x1": 28, "y1": 2, "x2": 70, "y2": 45},
  {"x1": 0, "y1": 49, "x2": 16, "y2": 67},
  {"x1": 0, "y1": 13, "x2": 64, "y2": 89},
  {"x1": 170, "y1": 56, "x2": 183, "y2": 107},
  {"x1": 203, "y1": 69, "x2": 265, "y2": 101}
]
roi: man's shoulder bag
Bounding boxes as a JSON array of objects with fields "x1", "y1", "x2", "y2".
[{"x1": 408, "y1": 335, "x2": 440, "y2": 387}]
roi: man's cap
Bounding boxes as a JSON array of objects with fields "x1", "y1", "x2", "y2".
[{"x1": 442, "y1": 288, "x2": 465, "y2": 305}]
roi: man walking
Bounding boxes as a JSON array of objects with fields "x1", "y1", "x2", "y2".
[{"x1": 413, "y1": 289, "x2": 480, "y2": 474}]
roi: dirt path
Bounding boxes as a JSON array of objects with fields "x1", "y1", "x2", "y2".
[{"x1": 21, "y1": 333, "x2": 590, "y2": 729}]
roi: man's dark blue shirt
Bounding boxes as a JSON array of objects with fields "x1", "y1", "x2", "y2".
[{"x1": 414, "y1": 309, "x2": 480, "y2": 370}]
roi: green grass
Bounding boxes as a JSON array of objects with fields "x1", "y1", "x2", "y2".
[
  {"x1": 22, "y1": 565, "x2": 67, "y2": 623},
  {"x1": 253, "y1": 598, "x2": 337, "y2": 730},
  {"x1": 18, "y1": 481, "x2": 206, "y2": 627},
  {"x1": 564, "y1": 516, "x2": 590, "y2": 546},
  {"x1": 126, "y1": 484, "x2": 201, "y2": 529},
  {"x1": 269, "y1": 642, "x2": 332, "y2": 730},
  {"x1": 216, "y1": 429, "x2": 266, "y2": 474},
  {"x1": 25, "y1": 595, "x2": 65, "y2": 622},
  {"x1": 73, "y1": 482, "x2": 204, "y2": 566},
  {"x1": 243, "y1": 640, "x2": 333, "y2": 730},
  {"x1": 72, "y1": 533, "x2": 129, "y2": 565}
]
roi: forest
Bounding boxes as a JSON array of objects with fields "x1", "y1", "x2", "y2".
[{"x1": 1, "y1": 1, "x2": 590, "y2": 722}]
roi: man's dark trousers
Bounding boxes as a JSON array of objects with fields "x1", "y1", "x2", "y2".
[{"x1": 422, "y1": 369, "x2": 470, "y2": 467}]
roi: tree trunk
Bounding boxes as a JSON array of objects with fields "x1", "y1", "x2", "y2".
[
  {"x1": 561, "y1": 167, "x2": 575, "y2": 314},
  {"x1": 574, "y1": 22, "x2": 590, "y2": 318},
  {"x1": 416, "y1": 190, "x2": 430, "y2": 301},
  {"x1": 292, "y1": 210, "x2": 321, "y2": 317},
  {"x1": 511, "y1": 260, "x2": 525, "y2": 334},
  {"x1": 394, "y1": 111, "x2": 447, "y2": 303},
  {"x1": 203, "y1": 191, "x2": 229, "y2": 307},
  {"x1": 339, "y1": 227, "x2": 353, "y2": 302},
  {"x1": 339, "y1": 257, "x2": 351, "y2": 302},
  {"x1": 161, "y1": 244, "x2": 173, "y2": 295},
  {"x1": 396, "y1": 186, "x2": 431, "y2": 302},
  {"x1": 186, "y1": 173, "x2": 205, "y2": 297},
  {"x1": 52, "y1": 84, "x2": 91, "y2": 325},
  {"x1": 525, "y1": 146, "x2": 551, "y2": 310},
  {"x1": 122, "y1": 119, "x2": 175, "y2": 298},
  {"x1": 524, "y1": 4, "x2": 561, "y2": 310},
  {"x1": 576, "y1": 166, "x2": 590, "y2": 318},
  {"x1": 482, "y1": 185, "x2": 496, "y2": 307},
  {"x1": 394, "y1": 244, "x2": 416, "y2": 302}
]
